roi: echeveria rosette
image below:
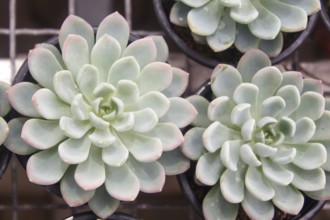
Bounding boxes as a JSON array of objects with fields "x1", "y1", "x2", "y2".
[
  {"x1": 183, "y1": 49, "x2": 330, "y2": 220},
  {"x1": 4, "y1": 12, "x2": 196, "y2": 218},
  {"x1": 0, "y1": 81, "x2": 10, "y2": 145},
  {"x1": 170, "y1": 0, "x2": 320, "y2": 56}
]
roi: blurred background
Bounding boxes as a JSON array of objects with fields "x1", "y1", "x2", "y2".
[{"x1": 0, "y1": 0, "x2": 330, "y2": 219}]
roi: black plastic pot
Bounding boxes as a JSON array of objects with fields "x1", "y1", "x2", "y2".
[
  {"x1": 177, "y1": 82, "x2": 326, "y2": 220},
  {"x1": 321, "y1": 0, "x2": 330, "y2": 31},
  {"x1": 153, "y1": 0, "x2": 319, "y2": 68},
  {"x1": 65, "y1": 212, "x2": 138, "y2": 220},
  {"x1": 0, "y1": 146, "x2": 11, "y2": 179}
]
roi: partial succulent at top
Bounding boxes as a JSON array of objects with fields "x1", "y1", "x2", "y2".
[
  {"x1": 183, "y1": 49, "x2": 330, "y2": 220},
  {"x1": 0, "y1": 81, "x2": 10, "y2": 145},
  {"x1": 170, "y1": 0, "x2": 321, "y2": 56},
  {"x1": 4, "y1": 12, "x2": 196, "y2": 218}
]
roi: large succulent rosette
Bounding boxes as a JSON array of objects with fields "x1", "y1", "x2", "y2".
[
  {"x1": 170, "y1": 0, "x2": 320, "y2": 56},
  {"x1": 4, "y1": 12, "x2": 196, "y2": 218},
  {"x1": 183, "y1": 49, "x2": 330, "y2": 220}
]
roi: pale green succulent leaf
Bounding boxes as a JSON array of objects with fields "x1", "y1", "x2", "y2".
[
  {"x1": 58, "y1": 135, "x2": 91, "y2": 164},
  {"x1": 88, "y1": 186, "x2": 119, "y2": 219},
  {"x1": 320, "y1": 141, "x2": 330, "y2": 171},
  {"x1": 74, "y1": 146, "x2": 105, "y2": 191},
  {"x1": 276, "y1": 117, "x2": 296, "y2": 137},
  {"x1": 76, "y1": 64, "x2": 99, "y2": 102},
  {"x1": 292, "y1": 92, "x2": 325, "y2": 121},
  {"x1": 233, "y1": 83, "x2": 259, "y2": 112},
  {"x1": 71, "y1": 94, "x2": 91, "y2": 120},
  {"x1": 220, "y1": 167, "x2": 245, "y2": 203},
  {"x1": 32, "y1": 88, "x2": 71, "y2": 120},
  {"x1": 59, "y1": 15, "x2": 94, "y2": 51},
  {"x1": 240, "y1": 144, "x2": 261, "y2": 167},
  {"x1": 260, "y1": 96, "x2": 285, "y2": 118},
  {"x1": 292, "y1": 143, "x2": 327, "y2": 170},
  {"x1": 53, "y1": 70, "x2": 79, "y2": 104},
  {"x1": 187, "y1": 95, "x2": 211, "y2": 127},
  {"x1": 157, "y1": 148, "x2": 190, "y2": 175},
  {"x1": 22, "y1": 119, "x2": 65, "y2": 150},
  {"x1": 285, "y1": 117, "x2": 315, "y2": 144},
  {"x1": 231, "y1": 103, "x2": 252, "y2": 127},
  {"x1": 122, "y1": 37, "x2": 157, "y2": 69},
  {"x1": 203, "y1": 185, "x2": 239, "y2": 220},
  {"x1": 170, "y1": 2, "x2": 191, "y2": 26},
  {"x1": 182, "y1": 127, "x2": 205, "y2": 160},
  {"x1": 96, "y1": 12, "x2": 129, "y2": 52},
  {"x1": 279, "y1": 0, "x2": 321, "y2": 15},
  {"x1": 4, "y1": 118, "x2": 37, "y2": 155},
  {"x1": 280, "y1": 71, "x2": 304, "y2": 92},
  {"x1": 91, "y1": 35, "x2": 121, "y2": 82},
  {"x1": 211, "y1": 64, "x2": 242, "y2": 98},
  {"x1": 259, "y1": 33, "x2": 283, "y2": 57},
  {"x1": 305, "y1": 171, "x2": 330, "y2": 200},
  {"x1": 111, "y1": 112, "x2": 134, "y2": 132},
  {"x1": 302, "y1": 78, "x2": 323, "y2": 95},
  {"x1": 196, "y1": 151, "x2": 224, "y2": 185},
  {"x1": 62, "y1": 35, "x2": 90, "y2": 79},
  {"x1": 220, "y1": 140, "x2": 242, "y2": 171},
  {"x1": 105, "y1": 164, "x2": 140, "y2": 201},
  {"x1": 136, "y1": 91, "x2": 170, "y2": 118},
  {"x1": 234, "y1": 24, "x2": 259, "y2": 54},
  {"x1": 271, "y1": 147, "x2": 296, "y2": 165},
  {"x1": 160, "y1": 97, "x2": 197, "y2": 128},
  {"x1": 181, "y1": 0, "x2": 209, "y2": 7},
  {"x1": 230, "y1": 0, "x2": 258, "y2": 24},
  {"x1": 27, "y1": 146, "x2": 69, "y2": 185},
  {"x1": 206, "y1": 10, "x2": 236, "y2": 52},
  {"x1": 242, "y1": 191, "x2": 274, "y2": 220},
  {"x1": 311, "y1": 111, "x2": 330, "y2": 141},
  {"x1": 203, "y1": 121, "x2": 240, "y2": 153},
  {"x1": 245, "y1": 166, "x2": 275, "y2": 201},
  {"x1": 220, "y1": 0, "x2": 241, "y2": 7},
  {"x1": 127, "y1": 156, "x2": 165, "y2": 193},
  {"x1": 187, "y1": 0, "x2": 223, "y2": 36},
  {"x1": 149, "y1": 36, "x2": 169, "y2": 62},
  {"x1": 162, "y1": 67, "x2": 189, "y2": 97},
  {"x1": 254, "y1": 143, "x2": 277, "y2": 157},
  {"x1": 108, "y1": 56, "x2": 140, "y2": 86},
  {"x1": 8, "y1": 82, "x2": 41, "y2": 117},
  {"x1": 89, "y1": 112, "x2": 110, "y2": 129},
  {"x1": 0, "y1": 118, "x2": 8, "y2": 145},
  {"x1": 93, "y1": 82, "x2": 115, "y2": 100},
  {"x1": 288, "y1": 165, "x2": 326, "y2": 191},
  {"x1": 35, "y1": 43, "x2": 65, "y2": 68},
  {"x1": 242, "y1": 119, "x2": 256, "y2": 142},
  {"x1": 208, "y1": 96, "x2": 234, "y2": 126},
  {"x1": 276, "y1": 85, "x2": 301, "y2": 118},
  {"x1": 60, "y1": 167, "x2": 95, "y2": 207},
  {"x1": 89, "y1": 127, "x2": 115, "y2": 148},
  {"x1": 59, "y1": 116, "x2": 92, "y2": 139},
  {"x1": 137, "y1": 62, "x2": 172, "y2": 95},
  {"x1": 119, "y1": 132, "x2": 162, "y2": 163},
  {"x1": 257, "y1": 117, "x2": 277, "y2": 129},
  {"x1": 102, "y1": 136, "x2": 128, "y2": 167},
  {"x1": 28, "y1": 47, "x2": 63, "y2": 91},
  {"x1": 0, "y1": 81, "x2": 10, "y2": 117},
  {"x1": 261, "y1": 158, "x2": 293, "y2": 186},
  {"x1": 131, "y1": 108, "x2": 158, "y2": 133}
]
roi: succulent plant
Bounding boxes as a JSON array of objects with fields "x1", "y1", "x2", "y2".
[
  {"x1": 4, "y1": 12, "x2": 196, "y2": 218},
  {"x1": 170, "y1": 0, "x2": 321, "y2": 56},
  {"x1": 0, "y1": 81, "x2": 10, "y2": 146},
  {"x1": 182, "y1": 49, "x2": 330, "y2": 220}
]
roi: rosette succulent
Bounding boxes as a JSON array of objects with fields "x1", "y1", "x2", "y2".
[
  {"x1": 4, "y1": 12, "x2": 196, "y2": 218},
  {"x1": 170, "y1": 0, "x2": 321, "y2": 56},
  {"x1": 183, "y1": 49, "x2": 330, "y2": 220}
]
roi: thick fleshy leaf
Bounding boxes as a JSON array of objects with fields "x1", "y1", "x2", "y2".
[
  {"x1": 102, "y1": 136, "x2": 128, "y2": 167},
  {"x1": 234, "y1": 24, "x2": 259, "y2": 54},
  {"x1": 157, "y1": 148, "x2": 190, "y2": 175},
  {"x1": 293, "y1": 143, "x2": 327, "y2": 170},
  {"x1": 105, "y1": 164, "x2": 140, "y2": 201},
  {"x1": 93, "y1": 82, "x2": 115, "y2": 100},
  {"x1": 32, "y1": 88, "x2": 70, "y2": 120},
  {"x1": 262, "y1": 158, "x2": 293, "y2": 186},
  {"x1": 187, "y1": 0, "x2": 223, "y2": 36},
  {"x1": 203, "y1": 185, "x2": 239, "y2": 220},
  {"x1": 220, "y1": 165, "x2": 245, "y2": 203},
  {"x1": 276, "y1": 85, "x2": 301, "y2": 118},
  {"x1": 208, "y1": 96, "x2": 234, "y2": 126},
  {"x1": 75, "y1": 146, "x2": 105, "y2": 190},
  {"x1": 211, "y1": 64, "x2": 242, "y2": 98},
  {"x1": 22, "y1": 119, "x2": 65, "y2": 150},
  {"x1": 233, "y1": 83, "x2": 259, "y2": 109},
  {"x1": 241, "y1": 119, "x2": 255, "y2": 141},
  {"x1": 59, "y1": 116, "x2": 92, "y2": 139},
  {"x1": 76, "y1": 64, "x2": 99, "y2": 102},
  {"x1": 203, "y1": 122, "x2": 240, "y2": 153},
  {"x1": 35, "y1": 43, "x2": 65, "y2": 67},
  {"x1": 285, "y1": 117, "x2": 315, "y2": 144},
  {"x1": 91, "y1": 35, "x2": 121, "y2": 81},
  {"x1": 71, "y1": 94, "x2": 91, "y2": 120},
  {"x1": 170, "y1": 2, "x2": 191, "y2": 26},
  {"x1": 8, "y1": 82, "x2": 41, "y2": 117},
  {"x1": 288, "y1": 165, "x2": 326, "y2": 191},
  {"x1": 27, "y1": 147, "x2": 69, "y2": 185},
  {"x1": 53, "y1": 70, "x2": 79, "y2": 104},
  {"x1": 62, "y1": 35, "x2": 90, "y2": 78},
  {"x1": 132, "y1": 108, "x2": 158, "y2": 133},
  {"x1": 242, "y1": 191, "x2": 274, "y2": 220},
  {"x1": 231, "y1": 103, "x2": 252, "y2": 127},
  {"x1": 182, "y1": 127, "x2": 205, "y2": 160},
  {"x1": 276, "y1": 116, "x2": 296, "y2": 137},
  {"x1": 259, "y1": 33, "x2": 283, "y2": 57},
  {"x1": 137, "y1": 62, "x2": 172, "y2": 94},
  {"x1": 162, "y1": 67, "x2": 189, "y2": 97},
  {"x1": 60, "y1": 167, "x2": 95, "y2": 207},
  {"x1": 187, "y1": 95, "x2": 211, "y2": 127},
  {"x1": 96, "y1": 12, "x2": 129, "y2": 52},
  {"x1": 280, "y1": 71, "x2": 303, "y2": 92},
  {"x1": 245, "y1": 166, "x2": 275, "y2": 201},
  {"x1": 271, "y1": 147, "x2": 296, "y2": 165},
  {"x1": 230, "y1": 0, "x2": 258, "y2": 24},
  {"x1": 119, "y1": 132, "x2": 162, "y2": 162},
  {"x1": 59, "y1": 15, "x2": 94, "y2": 51},
  {"x1": 160, "y1": 97, "x2": 197, "y2": 128},
  {"x1": 111, "y1": 112, "x2": 134, "y2": 132},
  {"x1": 0, "y1": 81, "x2": 10, "y2": 117},
  {"x1": 127, "y1": 156, "x2": 165, "y2": 193},
  {"x1": 58, "y1": 135, "x2": 91, "y2": 164},
  {"x1": 108, "y1": 56, "x2": 140, "y2": 86},
  {"x1": 292, "y1": 92, "x2": 325, "y2": 121},
  {"x1": 122, "y1": 38, "x2": 157, "y2": 68},
  {"x1": 136, "y1": 91, "x2": 170, "y2": 118},
  {"x1": 260, "y1": 96, "x2": 285, "y2": 118},
  {"x1": 89, "y1": 112, "x2": 110, "y2": 129},
  {"x1": 279, "y1": 0, "x2": 321, "y2": 15},
  {"x1": 221, "y1": 140, "x2": 241, "y2": 171},
  {"x1": 28, "y1": 47, "x2": 63, "y2": 91},
  {"x1": 88, "y1": 186, "x2": 120, "y2": 219},
  {"x1": 4, "y1": 118, "x2": 37, "y2": 155},
  {"x1": 115, "y1": 80, "x2": 139, "y2": 104},
  {"x1": 89, "y1": 128, "x2": 115, "y2": 148},
  {"x1": 240, "y1": 144, "x2": 261, "y2": 167},
  {"x1": 306, "y1": 171, "x2": 330, "y2": 200},
  {"x1": 181, "y1": 0, "x2": 209, "y2": 7},
  {"x1": 254, "y1": 143, "x2": 277, "y2": 157},
  {"x1": 149, "y1": 36, "x2": 169, "y2": 62},
  {"x1": 196, "y1": 151, "x2": 223, "y2": 186},
  {"x1": 312, "y1": 111, "x2": 330, "y2": 141},
  {"x1": 302, "y1": 78, "x2": 323, "y2": 95}
]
